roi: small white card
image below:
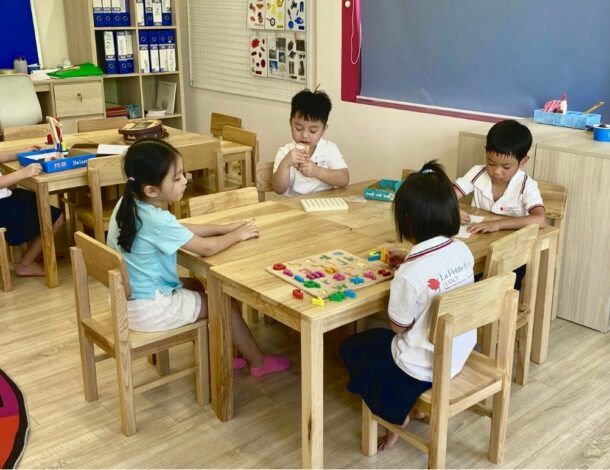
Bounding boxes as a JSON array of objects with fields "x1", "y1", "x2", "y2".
[
  {"x1": 456, "y1": 215, "x2": 485, "y2": 239},
  {"x1": 97, "y1": 144, "x2": 129, "y2": 155}
]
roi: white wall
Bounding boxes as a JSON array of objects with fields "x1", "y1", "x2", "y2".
[{"x1": 40, "y1": 0, "x2": 484, "y2": 180}]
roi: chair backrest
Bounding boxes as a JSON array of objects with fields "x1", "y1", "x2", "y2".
[
  {"x1": 222, "y1": 125, "x2": 258, "y2": 163},
  {"x1": 482, "y1": 224, "x2": 539, "y2": 279},
  {"x1": 401, "y1": 168, "x2": 415, "y2": 180},
  {"x1": 210, "y1": 112, "x2": 242, "y2": 138},
  {"x1": 255, "y1": 161, "x2": 274, "y2": 201},
  {"x1": 180, "y1": 140, "x2": 221, "y2": 173},
  {"x1": 188, "y1": 186, "x2": 259, "y2": 217},
  {"x1": 538, "y1": 180, "x2": 567, "y2": 223},
  {"x1": 73, "y1": 231, "x2": 131, "y2": 297},
  {"x1": 3, "y1": 123, "x2": 48, "y2": 141},
  {"x1": 0, "y1": 74, "x2": 42, "y2": 129},
  {"x1": 77, "y1": 117, "x2": 130, "y2": 133},
  {"x1": 87, "y1": 155, "x2": 126, "y2": 241},
  {"x1": 429, "y1": 272, "x2": 517, "y2": 343}
]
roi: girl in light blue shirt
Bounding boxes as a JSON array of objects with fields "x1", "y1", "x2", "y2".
[{"x1": 107, "y1": 138, "x2": 290, "y2": 377}]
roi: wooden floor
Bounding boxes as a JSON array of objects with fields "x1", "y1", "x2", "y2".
[{"x1": 1, "y1": 246, "x2": 609, "y2": 468}]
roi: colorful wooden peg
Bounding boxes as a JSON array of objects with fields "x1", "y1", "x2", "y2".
[
  {"x1": 311, "y1": 297, "x2": 325, "y2": 306},
  {"x1": 292, "y1": 288, "x2": 304, "y2": 300}
]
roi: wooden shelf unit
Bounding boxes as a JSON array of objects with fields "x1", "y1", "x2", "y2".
[{"x1": 63, "y1": 0, "x2": 186, "y2": 129}]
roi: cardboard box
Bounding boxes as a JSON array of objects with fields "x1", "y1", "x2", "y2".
[
  {"x1": 363, "y1": 179, "x2": 403, "y2": 202},
  {"x1": 17, "y1": 147, "x2": 97, "y2": 173}
]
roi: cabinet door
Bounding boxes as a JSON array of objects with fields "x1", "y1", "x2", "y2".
[
  {"x1": 534, "y1": 147, "x2": 610, "y2": 332},
  {"x1": 53, "y1": 81, "x2": 104, "y2": 118}
]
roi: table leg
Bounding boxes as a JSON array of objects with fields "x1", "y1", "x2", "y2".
[
  {"x1": 36, "y1": 182, "x2": 58, "y2": 288},
  {"x1": 207, "y1": 273, "x2": 233, "y2": 421},
  {"x1": 301, "y1": 319, "x2": 324, "y2": 469},
  {"x1": 532, "y1": 234, "x2": 558, "y2": 364}
]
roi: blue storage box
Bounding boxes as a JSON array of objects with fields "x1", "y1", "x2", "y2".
[
  {"x1": 18, "y1": 147, "x2": 97, "y2": 173},
  {"x1": 533, "y1": 109, "x2": 601, "y2": 129},
  {"x1": 363, "y1": 179, "x2": 403, "y2": 202}
]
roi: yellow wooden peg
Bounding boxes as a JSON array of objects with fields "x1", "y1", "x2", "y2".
[{"x1": 311, "y1": 297, "x2": 325, "y2": 306}]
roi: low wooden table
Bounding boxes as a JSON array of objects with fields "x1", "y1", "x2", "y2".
[
  {"x1": 187, "y1": 183, "x2": 560, "y2": 468},
  {"x1": 0, "y1": 128, "x2": 221, "y2": 287}
]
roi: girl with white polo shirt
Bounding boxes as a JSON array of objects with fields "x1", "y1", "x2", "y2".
[{"x1": 341, "y1": 161, "x2": 476, "y2": 451}]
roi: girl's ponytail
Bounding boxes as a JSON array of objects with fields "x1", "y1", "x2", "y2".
[
  {"x1": 114, "y1": 138, "x2": 180, "y2": 252},
  {"x1": 116, "y1": 176, "x2": 140, "y2": 252}
]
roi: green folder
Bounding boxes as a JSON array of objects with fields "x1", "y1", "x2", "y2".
[{"x1": 47, "y1": 63, "x2": 104, "y2": 79}]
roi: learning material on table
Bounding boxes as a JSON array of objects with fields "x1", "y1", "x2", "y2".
[
  {"x1": 266, "y1": 250, "x2": 393, "y2": 299},
  {"x1": 456, "y1": 215, "x2": 485, "y2": 239},
  {"x1": 300, "y1": 197, "x2": 348, "y2": 212}
]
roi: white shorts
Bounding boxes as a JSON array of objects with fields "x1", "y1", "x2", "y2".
[{"x1": 127, "y1": 288, "x2": 202, "y2": 332}]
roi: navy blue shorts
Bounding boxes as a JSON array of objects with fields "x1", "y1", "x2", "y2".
[
  {"x1": 341, "y1": 328, "x2": 432, "y2": 425},
  {"x1": 0, "y1": 189, "x2": 62, "y2": 246}
]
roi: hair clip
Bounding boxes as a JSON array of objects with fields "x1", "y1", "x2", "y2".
[
  {"x1": 420, "y1": 168, "x2": 435, "y2": 174},
  {"x1": 128, "y1": 176, "x2": 135, "y2": 181}
]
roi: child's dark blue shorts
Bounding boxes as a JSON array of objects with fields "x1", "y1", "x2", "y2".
[
  {"x1": 0, "y1": 189, "x2": 62, "y2": 245},
  {"x1": 341, "y1": 328, "x2": 432, "y2": 425}
]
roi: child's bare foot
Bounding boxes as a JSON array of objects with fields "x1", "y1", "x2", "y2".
[
  {"x1": 378, "y1": 430, "x2": 400, "y2": 451},
  {"x1": 378, "y1": 414, "x2": 414, "y2": 451},
  {"x1": 16, "y1": 262, "x2": 45, "y2": 277}
]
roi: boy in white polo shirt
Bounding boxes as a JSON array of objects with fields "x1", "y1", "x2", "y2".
[
  {"x1": 341, "y1": 161, "x2": 475, "y2": 451},
  {"x1": 454, "y1": 119, "x2": 545, "y2": 234},
  {"x1": 273, "y1": 88, "x2": 349, "y2": 196}
]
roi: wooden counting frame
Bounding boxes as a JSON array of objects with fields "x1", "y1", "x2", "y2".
[{"x1": 266, "y1": 250, "x2": 394, "y2": 299}]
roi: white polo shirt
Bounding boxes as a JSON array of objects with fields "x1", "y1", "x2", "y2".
[
  {"x1": 273, "y1": 138, "x2": 348, "y2": 197},
  {"x1": 454, "y1": 165, "x2": 544, "y2": 217},
  {"x1": 389, "y1": 236, "x2": 476, "y2": 382}
]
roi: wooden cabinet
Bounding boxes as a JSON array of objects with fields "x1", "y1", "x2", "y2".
[
  {"x1": 62, "y1": 0, "x2": 186, "y2": 130},
  {"x1": 34, "y1": 77, "x2": 105, "y2": 134},
  {"x1": 457, "y1": 122, "x2": 610, "y2": 332}
]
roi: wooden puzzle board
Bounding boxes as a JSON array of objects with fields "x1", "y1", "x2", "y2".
[{"x1": 265, "y1": 250, "x2": 394, "y2": 298}]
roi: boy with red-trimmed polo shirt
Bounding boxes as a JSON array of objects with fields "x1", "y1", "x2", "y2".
[{"x1": 454, "y1": 119, "x2": 545, "y2": 234}]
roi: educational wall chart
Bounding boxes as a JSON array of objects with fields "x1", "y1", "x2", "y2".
[
  {"x1": 249, "y1": 34, "x2": 268, "y2": 77},
  {"x1": 268, "y1": 35, "x2": 288, "y2": 79},
  {"x1": 285, "y1": 0, "x2": 306, "y2": 31},
  {"x1": 287, "y1": 37, "x2": 306, "y2": 82},
  {"x1": 247, "y1": 1, "x2": 265, "y2": 29},
  {"x1": 266, "y1": 0, "x2": 285, "y2": 30},
  {"x1": 246, "y1": 0, "x2": 306, "y2": 82}
]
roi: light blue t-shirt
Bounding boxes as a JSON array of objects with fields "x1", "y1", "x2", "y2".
[{"x1": 107, "y1": 199, "x2": 194, "y2": 300}]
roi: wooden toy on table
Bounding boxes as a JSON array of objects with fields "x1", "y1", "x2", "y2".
[{"x1": 266, "y1": 249, "x2": 394, "y2": 300}]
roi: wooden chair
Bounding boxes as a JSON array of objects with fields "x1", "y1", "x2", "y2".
[
  {"x1": 401, "y1": 168, "x2": 415, "y2": 180},
  {"x1": 538, "y1": 181, "x2": 567, "y2": 321},
  {"x1": 221, "y1": 125, "x2": 258, "y2": 188},
  {"x1": 73, "y1": 155, "x2": 126, "y2": 242},
  {"x1": 77, "y1": 117, "x2": 129, "y2": 133},
  {"x1": 362, "y1": 272, "x2": 519, "y2": 468},
  {"x1": 170, "y1": 140, "x2": 222, "y2": 218},
  {"x1": 0, "y1": 227, "x2": 11, "y2": 291},
  {"x1": 255, "y1": 161, "x2": 274, "y2": 202},
  {"x1": 70, "y1": 232, "x2": 209, "y2": 436},
  {"x1": 481, "y1": 224, "x2": 539, "y2": 386},
  {"x1": 210, "y1": 112, "x2": 242, "y2": 138},
  {"x1": 2, "y1": 123, "x2": 48, "y2": 141}
]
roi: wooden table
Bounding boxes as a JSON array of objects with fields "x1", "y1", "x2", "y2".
[
  {"x1": 0, "y1": 127, "x2": 221, "y2": 287},
  {"x1": 181, "y1": 184, "x2": 559, "y2": 468}
]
